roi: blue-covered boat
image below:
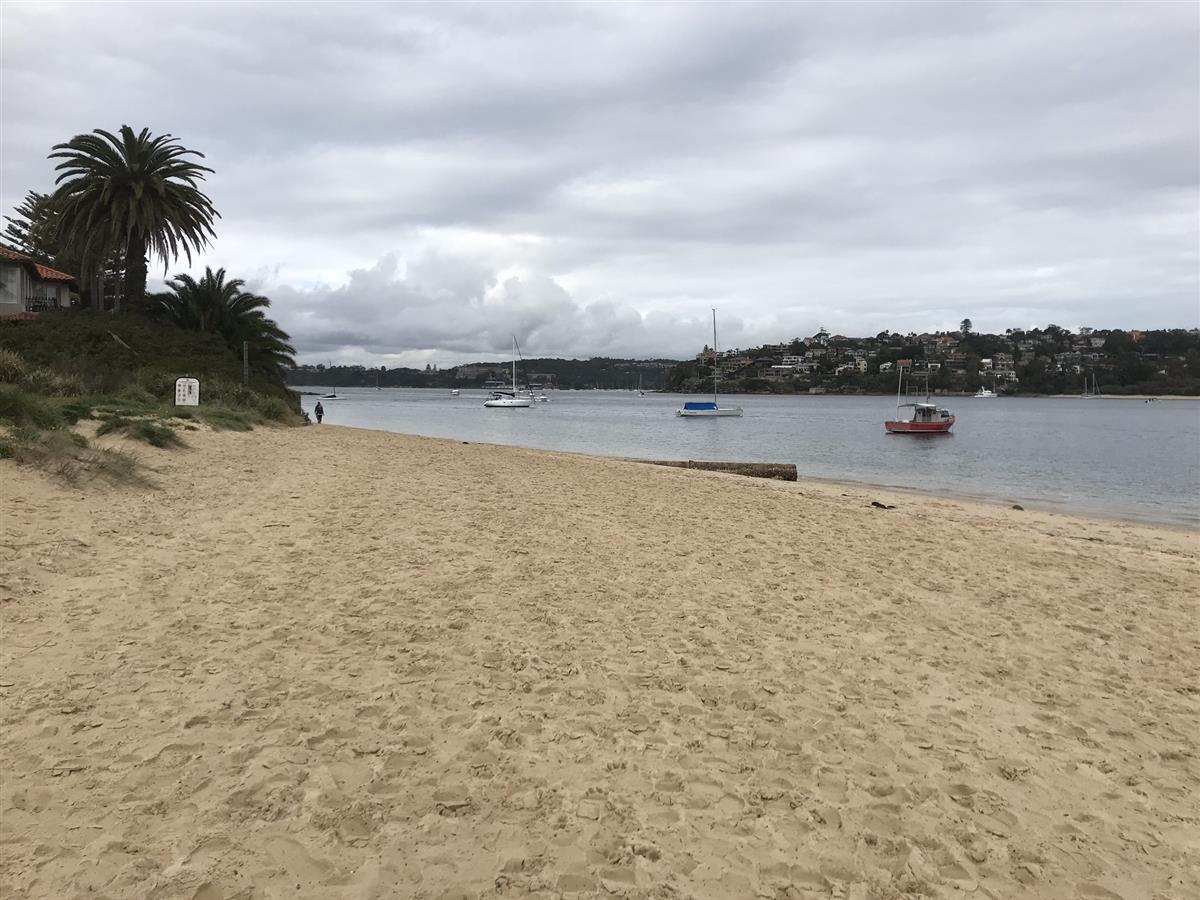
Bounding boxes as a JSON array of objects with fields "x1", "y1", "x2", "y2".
[{"x1": 677, "y1": 310, "x2": 744, "y2": 417}]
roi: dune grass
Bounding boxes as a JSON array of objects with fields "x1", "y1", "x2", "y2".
[
  {"x1": 0, "y1": 344, "x2": 301, "y2": 486},
  {"x1": 96, "y1": 416, "x2": 185, "y2": 448},
  {"x1": 0, "y1": 424, "x2": 144, "y2": 485}
]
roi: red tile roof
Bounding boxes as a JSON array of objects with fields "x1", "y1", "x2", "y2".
[{"x1": 0, "y1": 244, "x2": 77, "y2": 282}]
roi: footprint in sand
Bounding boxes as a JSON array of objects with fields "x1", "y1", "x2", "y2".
[{"x1": 263, "y1": 834, "x2": 334, "y2": 884}]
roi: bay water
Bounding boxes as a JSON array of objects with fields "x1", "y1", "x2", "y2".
[{"x1": 303, "y1": 388, "x2": 1200, "y2": 527}]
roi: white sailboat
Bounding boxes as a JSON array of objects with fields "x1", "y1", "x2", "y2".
[
  {"x1": 484, "y1": 337, "x2": 533, "y2": 408},
  {"x1": 1081, "y1": 372, "x2": 1100, "y2": 399},
  {"x1": 677, "y1": 309, "x2": 744, "y2": 417}
]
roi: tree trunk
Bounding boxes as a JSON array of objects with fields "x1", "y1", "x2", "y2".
[{"x1": 122, "y1": 231, "x2": 148, "y2": 315}]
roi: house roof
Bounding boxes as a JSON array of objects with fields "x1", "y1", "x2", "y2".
[{"x1": 0, "y1": 244, "x2": 77, "y2": 283}]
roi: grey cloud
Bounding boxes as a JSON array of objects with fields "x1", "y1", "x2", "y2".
[
  {"x1": 264, "y1": 250, "x2": 724, "y2": 364},
  {"x1": 2, "y1": 0, "x2": 1196, "y2": 362}
]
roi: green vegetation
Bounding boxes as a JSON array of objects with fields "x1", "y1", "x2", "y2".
[
  {"x1": 667, "y1": 326, "x2": 1200, "y2": 396},
  {"x1": 0, "y1": 312, "x2": 291, "y2": 397},
  {"x1": 288, "y1": 357, "x2": 677, "y2": 391},
  {"x1": 50, "y1": 126, "x2": 219, "y2": 312},
  {"x1": 0, "y1": 420, "x2": 143, "y2": 485},
  {"x1": 0, "y1": 385, "x2": 63, "y2": 429},
  {"x1": 0, "y1": 122, "x2": 304, "y2": 487},
  {"x1": 153, "y1": 267, "x2": 295, "y2": 380},
  {"x1": 6, "y1": 123, "x2": 294, "y2": 384},
  {"x1": 96, "y1": 416, "x2": 183, "y2": 448},
  {"x1": 0, "y1": 335, "x2": 298, "y2": 484}
]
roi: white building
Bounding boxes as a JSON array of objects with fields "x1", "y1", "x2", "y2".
[{"x1": 0, "y1": 245, "x2": 76, "y2": 318}]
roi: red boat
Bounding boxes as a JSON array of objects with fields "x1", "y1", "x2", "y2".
[
  {"x1": 885, "y1": 364, "x2": 954, "y2": 434},
  {"x1": 885, "y1": 402, "x2": 955, "y2": 433}
]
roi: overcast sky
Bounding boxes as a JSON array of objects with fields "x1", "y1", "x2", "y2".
[{"x1": 3, "y1": 1, "x2": 1197, "y2": 365}]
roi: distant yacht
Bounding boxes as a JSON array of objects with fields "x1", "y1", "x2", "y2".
[
  {"x1": 484, "y1": 338, "x2": 533, "y2": 409},
  {"x1": 1081, "y1": 372, "x2": 1100, "y2": 399},
  {"x1": 678, "y1": 309, "x2": 743, "y2": 418},
  {"x1": 973, "y1": 386, "x2": 997, "y2": 398}
]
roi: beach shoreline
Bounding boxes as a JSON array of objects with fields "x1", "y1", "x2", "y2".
[
  {"x1": 303, "y1": 419, "x2": 1200, "y2": 530},
  {"x1": 2, "y1": 424, "x2": 1197, "y2": 899}
]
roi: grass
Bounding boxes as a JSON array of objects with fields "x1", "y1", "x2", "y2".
[
  {"x1": 0, "y1": 386, "x2": 64, "y2": 429},
  {"x1": 1, "y1": 425, "x2": 145, "y2": 485},
  {"x1": 96, "y1": 416, "x2": 184, "y2": 448},
  {"x1": 196, "y1": 404, "x2": 255, "y2": 431},
  {"x1": 0, "y1": 344, "x2": 303, "y2": 488}
]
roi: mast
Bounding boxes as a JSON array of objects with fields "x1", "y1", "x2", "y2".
[
  {"x1": 712, "y1": 308, "x2": 719, "y2": 404},
  {"x1": 512, "y1": 336, "x2": 517, "y2": 393}
]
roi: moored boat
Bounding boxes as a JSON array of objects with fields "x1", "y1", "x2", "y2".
[
  {"x1": 483, "y1": 338, "x2": 533, "y2": 409},
  {"x1": 885, "y1": 364, "x2": 954, "y2": 434},
  {"x1": 678, "y1": 401, "x2": 743, "y2": 417},
  {"x1": 885, "y1": 402, "x2": 955, "y2": 433},
  {"x1": 677, "y1": 309, "x2": 744, "y2": 418}
]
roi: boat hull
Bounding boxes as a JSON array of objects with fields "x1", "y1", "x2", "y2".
[
  {"x1": 677, "y1": 407, "x2": 744, "y2": 417},
  {"x1": 885, "y1": 417, "x2": 955, "y2": 433},
  {"x1": 484, "y1": 399, "x2": 532, "y2": 408}
]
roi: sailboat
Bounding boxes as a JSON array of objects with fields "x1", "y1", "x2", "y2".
[
  {"x1": 483, "y1": 337, "x2": 533, "y2": 408},
  {"x1": 1081, "y1": 372, "x2": 1100, "y2": 399},
  {"x1": 638, "y1": 374, "x2": 645, "y2": 397},
  {"x1": 677, "y1": 309, "x2": 744, "y2": 417}
]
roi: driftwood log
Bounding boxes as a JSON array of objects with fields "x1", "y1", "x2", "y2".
[{"x1": 629, "y1": 459, "x2": 797, "y2": 481}]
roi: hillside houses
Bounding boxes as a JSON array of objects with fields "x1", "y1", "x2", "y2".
[{"x1": 674, "y1": 325, "x2": 1200, "y2": 396}]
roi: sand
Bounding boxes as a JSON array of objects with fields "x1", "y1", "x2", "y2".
[{"x1": 1, "y1": 424, "x2": 1197, "y2": 900}]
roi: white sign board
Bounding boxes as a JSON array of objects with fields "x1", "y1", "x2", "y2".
[{"x1": 175, "y1": 377, "x2": 200, "y2": 406}]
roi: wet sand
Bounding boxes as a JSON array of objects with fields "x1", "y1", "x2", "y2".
[{"x1": 1, "y1": 424, "x2": 1197, "y2": 899}]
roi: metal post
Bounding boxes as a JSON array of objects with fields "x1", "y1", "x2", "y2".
[{"x1": 243, "y1": 341, "x2": 249, "y2": 385}]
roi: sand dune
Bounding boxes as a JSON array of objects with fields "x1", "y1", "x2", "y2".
[{"x1": 1, "y1": 425, "x2": 1197, "y2": 899}]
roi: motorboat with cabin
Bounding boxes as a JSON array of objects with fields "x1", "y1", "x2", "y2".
[{"x1": 885, "y1": 364, "x2": 954, "y2": 434}]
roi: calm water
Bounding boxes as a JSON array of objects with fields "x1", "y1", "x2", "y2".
[{"x1": 303, "y1": 388, "x2": 1200, "y2": 527}]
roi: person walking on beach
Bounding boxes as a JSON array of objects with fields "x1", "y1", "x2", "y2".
[{"x1": 314, "y1": 401, "x2": 324, "y2": 424}]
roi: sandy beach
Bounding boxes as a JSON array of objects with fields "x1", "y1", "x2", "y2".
[{"x1": 1, "y1": 424, "x2": 1197, "y2": 900}]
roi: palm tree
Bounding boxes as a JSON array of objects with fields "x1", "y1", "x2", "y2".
[
  {"x1": 158, "y1": 267, "x2": 295, "y2": 379},
  {"x1": 49, "y1": 126, "x2": 219, "y2": 312}
]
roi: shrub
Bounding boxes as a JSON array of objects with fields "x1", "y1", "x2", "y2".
[
  {"x1": 2, "y1": 426, "x2": 145, "y2": 485},
  {"x1": 0, "y1": 350, "x2": 83, "y2": 397},
  {"x1": 96, "y1": 416, "x2": 183, "y2": 448},
  {"x1": 0, "y1": 386, "x2": 63, "y2": 429},
  {"x1": 0, "y1": 349, "x2": 28, "y2": 383},
  {"x1": 126, "y1": 421, "x2": 182, "y2": 448},
  {"x1": 20, "y1": 367, "x2": 85, "y2": 397},
  {"x1": 116, "y1": 383, "x2": 158, "y2": 406},
  {"x1": 198, "y1": 404, "x2": 255, "y2": 431},
  {"x1": 253, "y1": 394, "x2": 293, "y2": 422},
  {"x1": 59, "y1": 401, "x2": 94, "y2": 425}
]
